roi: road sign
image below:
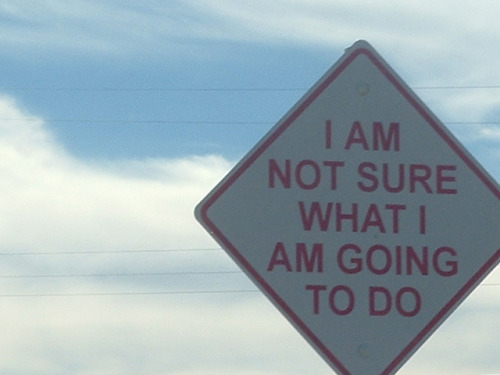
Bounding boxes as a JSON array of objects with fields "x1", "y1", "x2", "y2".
[{"x1": 195, "y1": 40, "x2": 500, "y2": 375}]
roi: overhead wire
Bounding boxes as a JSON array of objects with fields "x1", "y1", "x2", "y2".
[
  {"x1": 0, "y1": 85, "x2": 498, "y2": 125},
  {"x1": 0, "y1": 247, "x2": 498, "y2": 288},
  {"x1": 0, "y1": 264, "x2": 497, "y2": 297},
  {"x1": 0, "y1": 286, "x2": 496, "y2": 298},
  {"x1": 0, "y1": 271, "x2": 497, "y2": 287},
  {"x1": 0, "y1": 247, "x2": 222, "y2": 256},
  {"x1": 0, "y1": 290, "x2": 260, "y2": 298},
  {"x1": 0, "y1": 270, "x2": 242, "y2": 279},
  {"x1": 2, "y1": 85, "x2": 500, "y2": 91},
  {"x1": 0, "y1": 118, "x2": 498, "y2": 125}
]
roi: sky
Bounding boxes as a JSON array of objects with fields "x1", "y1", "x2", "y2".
[{"x1": 0, "y1": 1, "x2": 499, "y2": 374}]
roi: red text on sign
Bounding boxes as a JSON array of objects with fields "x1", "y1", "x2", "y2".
[
  {"x1": 298, "y1": 201, "x2": 407, "y2": 233},
  {"x1": 343, "y1": 121, "x2": 400, "y2": 151},
  {"x1": 306, "y1": 284, "x2": 355, "y2": 315},
  {"x1": 269, "y1": 159, "x2": 345, "y2": 190},
  {"x1": 357, "y1": 162, "x2": 458, "y2": 194},
  {"x1": 305, "y1": 284, "x2": 421, "y2": 317},
  {"x1": 369, "y1": 286, "x2": 421, "y2": 317},
  {"x1": 337, "y1": 243, "x2": 458, "y2": 276},
  {"x1": 267, "y1": 242, "x2": 324, "y2": 273}
]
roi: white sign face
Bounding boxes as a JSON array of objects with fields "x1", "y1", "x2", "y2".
[{"x1": 195, "y1": 40, "x2": 500, "y2": 375}]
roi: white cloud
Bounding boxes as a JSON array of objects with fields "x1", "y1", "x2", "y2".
[
  {"x1": 0, "y1": 95, "x2": 228, "y2": 254},
  {"x1": 479, "y1": 125, "x2": 500, "y2": 141},
  {"x1": 403, "y1": 282, "x2": 500, "y2": 374}
]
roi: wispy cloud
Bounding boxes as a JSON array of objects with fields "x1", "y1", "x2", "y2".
[
  {"x1": 0, "y1": 1, "x2": 219, "y2": 56},
  {"x1": 2, "y1": 1, "x2": 499, "y2": 124},
  {"x1": 2, "y1": 1, "x2": 499, "y2": 62},
  {"x1": 479, "y1": 125, "x2": 500, "y2": 141}
]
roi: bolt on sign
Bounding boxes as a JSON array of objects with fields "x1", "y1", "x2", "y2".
[{"x1": 195, "y1": 40, "x2": 500, "y2": 375}]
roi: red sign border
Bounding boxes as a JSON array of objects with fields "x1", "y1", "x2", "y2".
[{"x1": 197, "y1": 41, "x2": 500, "y2": 375}]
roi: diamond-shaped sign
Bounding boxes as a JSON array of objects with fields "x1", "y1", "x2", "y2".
[{"x1": 195, "y1": 40, "x2": 500, "y2": 374}]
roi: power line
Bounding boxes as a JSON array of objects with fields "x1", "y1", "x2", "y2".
[
  {"x1": 413, "y1": 85, "x2": 500, "y2": 90},
  {"x1": 444, "y1": 122, "x2": 500, "y2": 125},
  {"x1": 0, "y1": 118, "x2": 273, "y2": 124},
  {"x1": 0, "y1": 270, "x2": 241, "y2": 279},
  {"x1": 0, "y1": 247, "x2": 222, "y2": 256},
  {"x1": 0, "y1": 118, "x2": 498, "y2": 126},
  {"x1": 0, "y1": 284, "x2": 497, "y2": 298},
  {"x1": 2, "y1": 281, "x2": 499, "y2": 298},
  {"x1": 2, "y1": 85, "x2": 500, "y2": 92},
  {"x1": 0, "y1": 87, "x2": 306, "y2": 92},
  {"x1": 0, "y1": 247, "x2": 498, "y2": 289},
  {"x1": 0, "y1": 289, "x2": 260, "y2": 298},
  {"x1": 0, "y1": 272, "x2": 497, "y2": 289}
]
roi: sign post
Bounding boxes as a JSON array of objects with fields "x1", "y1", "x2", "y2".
[{"x1": 195, "y1": 40, "x2": 500, "y2": 374}]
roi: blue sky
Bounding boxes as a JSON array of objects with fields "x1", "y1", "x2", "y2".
[{"x1": 0, "y1": 1, "x2": 499, "y2": 374}]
